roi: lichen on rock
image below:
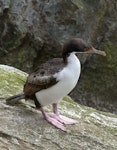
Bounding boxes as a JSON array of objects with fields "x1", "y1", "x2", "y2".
[
  {"x1": 0, "y1": 65, "x2": 27, "y2": 99},
  {"x1": 0, "y1": 65, "x2": 117, "y2": 150}
]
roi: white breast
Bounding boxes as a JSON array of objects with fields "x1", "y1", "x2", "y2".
[{"x1": 35, "y1": 53, "x2": 81, "y2": 106}]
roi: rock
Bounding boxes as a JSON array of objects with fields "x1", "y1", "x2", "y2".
[
  {"x1": 0, "y1": 65, "x2": 117, "y2": 150},
  {"x1": 0, "y1": 65, "x2": 27, "y2": 99},
  {"x1": 0, "y1": 0, "x2": 117, "y2": 113}
]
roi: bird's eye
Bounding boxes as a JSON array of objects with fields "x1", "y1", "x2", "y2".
[{"x1": 84, "y1": 47, "x2": 89, "y2": 51}]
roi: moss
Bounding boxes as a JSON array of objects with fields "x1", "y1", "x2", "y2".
[
  {"x1": 101, "y1": 42, "x2": 117, "y2": 67},
  {"x1": 15, "y1": 44, "x2": 36, "y2": 71},
  {"x1": 96, "y1": 5, "x2": 106, "y2": 21},
  {"x1": 71, "y1": 0, "x2": 84, "y2": 9},
  {"x1": 2, "y1": 23, "x2": 25, "y2": 50},
  {"x1": 90, "y1": 3, "x2": 107, "y2": 43},
  {"x1": 81, "y1": 40, "x2": 117, "y2": 95},
  {"x1": 0, "y1": 65, "x2": 27, "y2": 99},
  {"x1": 63, "y1": 96, "x2": 77, "y2": 104}
]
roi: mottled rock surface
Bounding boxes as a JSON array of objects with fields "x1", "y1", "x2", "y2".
[
  {"x1": 0, "y1": 65, "x2": 117, "y2": 150},
  {"x1": 0, "y1": 0, "x2": 117, "y2": 113}
]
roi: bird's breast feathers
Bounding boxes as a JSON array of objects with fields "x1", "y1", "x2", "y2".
[{"x1": 24, "y1": 55, "x2": 81, "y2": 106}]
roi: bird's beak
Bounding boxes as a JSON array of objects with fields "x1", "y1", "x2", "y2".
[{"x1": 87, "y1": 47, "x2": 106, "y2": 56}]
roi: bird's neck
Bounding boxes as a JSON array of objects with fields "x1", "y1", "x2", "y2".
[
  {"x1": 64, "y1": 53, "x2": 81, "y2": 83},
  {"x1": 62, "y1": 51, "x2": 78, "y2": 64},
  {"x1": 67, "y1": 53, "x2": 80, "y2": 67}
]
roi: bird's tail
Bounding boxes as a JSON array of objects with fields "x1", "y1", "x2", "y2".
[{"x1": 6, "y1": 93, "x2": 25, "y2": 104}]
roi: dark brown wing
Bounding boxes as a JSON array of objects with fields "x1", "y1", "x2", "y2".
[{"x1": 24, "y1": 58, "x2": 65, "y2": 96}]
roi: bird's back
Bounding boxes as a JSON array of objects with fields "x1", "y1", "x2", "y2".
[{"x1": 23, "y1": 58, "x2": 65, "y2": 97}]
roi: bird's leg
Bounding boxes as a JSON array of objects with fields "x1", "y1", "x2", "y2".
[
  {"x1": 39, "y1": 107, "x2": 66, "y2": 131},
  {"x1": 51, "y1": 103, "x2": 78, "y2": 125},
  {"x1": 53, "y1": 103, "x2": 59, "y2": 116}
]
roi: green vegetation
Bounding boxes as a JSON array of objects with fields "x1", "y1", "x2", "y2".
[{"x1": 0, "y1": 65, "x2": 27, "y2": 99}]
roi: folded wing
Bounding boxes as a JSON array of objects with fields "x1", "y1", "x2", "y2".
[{"x1": 23, "y1": 58, "x2": 65, "y2": 96}]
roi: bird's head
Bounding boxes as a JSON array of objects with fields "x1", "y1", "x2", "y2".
[{"x1": 62, "y1": 38, "x2": 106, "y2": 63}]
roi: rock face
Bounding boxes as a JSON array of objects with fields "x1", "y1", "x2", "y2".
[
  {"x1": 0, "y1": 65, "x2": 117, "y2": 150},
  {"x1": 0, "y1": 0, "x2": 117, "y2": 113}
]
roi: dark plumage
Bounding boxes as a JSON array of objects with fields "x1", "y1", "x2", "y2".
[
  {"x1": 24, "y1": 58, "x2": 64, "y2": 99},
  {"x1": 6, "y1": 38, "x2": 106, "y2": 131}
]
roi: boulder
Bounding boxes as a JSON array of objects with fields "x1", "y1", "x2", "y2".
[{"x1": 0, "y1": 65, "x2": 117, "y2": 150}]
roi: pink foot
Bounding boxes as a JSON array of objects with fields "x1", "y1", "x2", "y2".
[
  {"x1": 45, "y1": 115, "x2": 66, "y2": 131},
  {"x1": 50, "y1": 114, "x2": 78, "y2": 125}
]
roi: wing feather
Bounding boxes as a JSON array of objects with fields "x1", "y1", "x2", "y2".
[{"x1": 23, "y1": 58, "x2": 65, "y2": 96}]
